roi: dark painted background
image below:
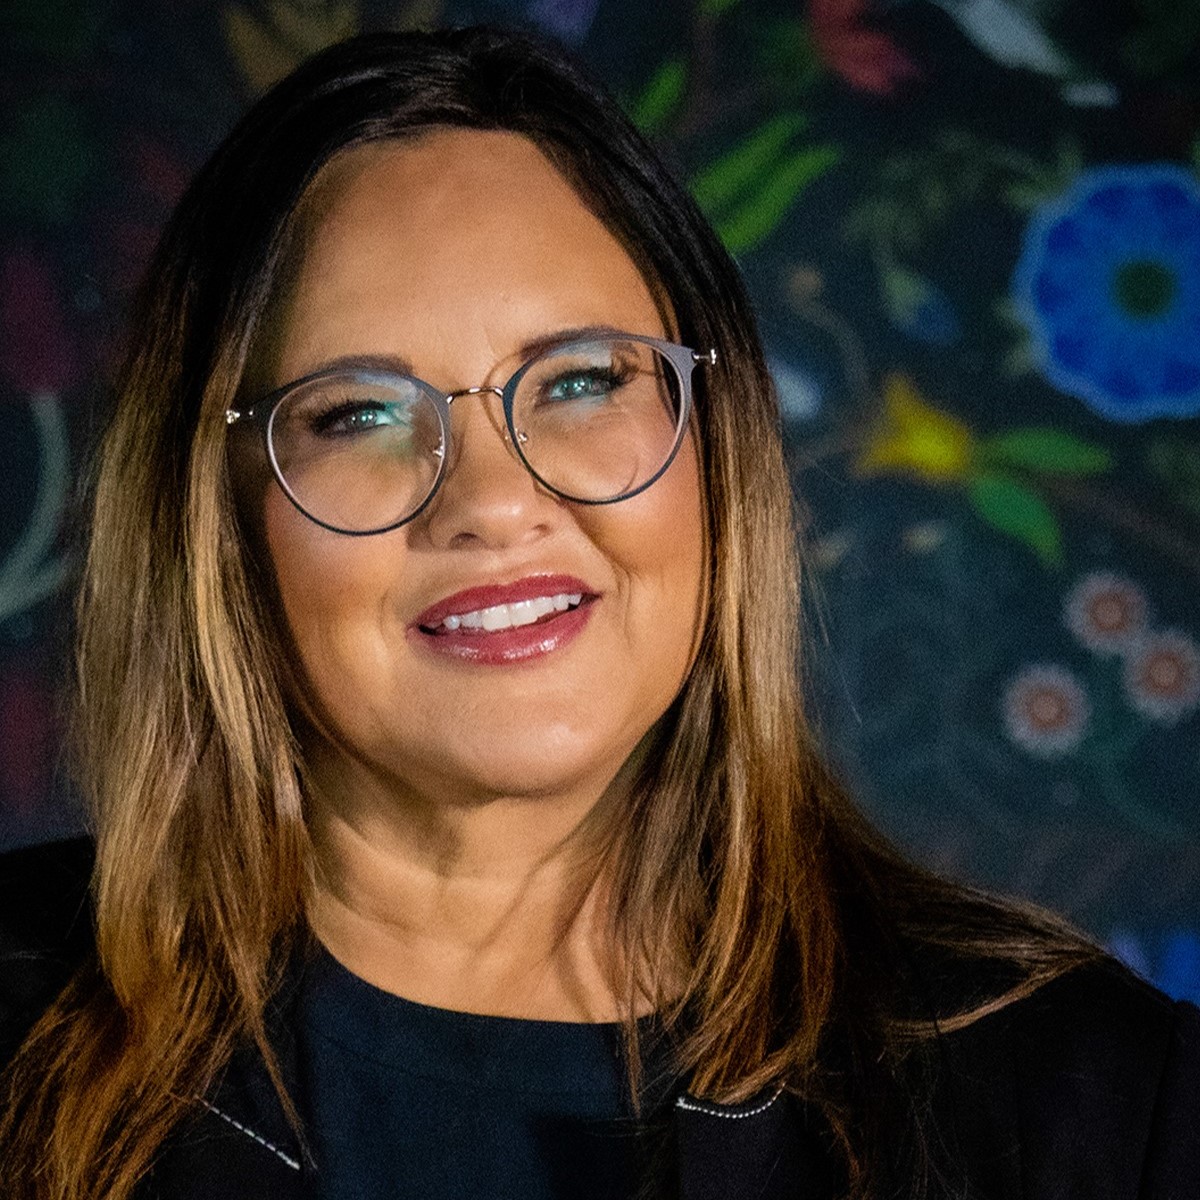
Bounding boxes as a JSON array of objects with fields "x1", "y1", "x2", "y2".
[{"x1": 1, "y1": 0, "x2": 1197, "y2": 1000}]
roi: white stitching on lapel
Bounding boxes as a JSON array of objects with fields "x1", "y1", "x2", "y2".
[
  {"x1": 675, "y1": 1086, "x2": 785, "y2": 1119},
  {"x1": 196, "y1": 1098, "x2": 302, "y2": 1170}
]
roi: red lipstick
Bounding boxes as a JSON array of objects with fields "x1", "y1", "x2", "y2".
[{"x1": 410, "y1": 574, "x2": 598, "y2": 665}]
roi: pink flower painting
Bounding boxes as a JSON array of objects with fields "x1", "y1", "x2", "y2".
[
  {"x1": 809, "y1": 0, "x2": 919, "y2": 96},
  {"x1": 1063, "y1": 572, "x2": 1149, "y2": 657},
  {"x1": 1003, "y1": 664, "x2": 1090, "y2": 757},
  {"x1": 1123, "y1": 630, "x2": 1200, "y2": 725}
]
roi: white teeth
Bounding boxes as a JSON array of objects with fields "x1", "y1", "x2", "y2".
[
  {"x1": 434, "y1": 592, "x2": 584, "y2": 632},
  {"x1": 509, "y1": 597, "x2": 554, "y2": 627},
  {"x1": 480, "y1": 605, "x2": 509, "y2": 632}
]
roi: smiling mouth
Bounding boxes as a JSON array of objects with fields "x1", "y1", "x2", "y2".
[{"x1": 420, "y1": 591, "x2": 586, "y2": 635}]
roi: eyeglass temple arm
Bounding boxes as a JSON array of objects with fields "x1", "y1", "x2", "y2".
[{"x1": 692, "y1": 349, "x2": 717, "y2": 366}]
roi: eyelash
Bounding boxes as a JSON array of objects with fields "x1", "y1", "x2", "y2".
[
  {"x1": 541, "y1": 364, "x2": 632, "y2": 401},
  {"x1": 308, "y1": 399, "x2": 392, "y2": 436}
]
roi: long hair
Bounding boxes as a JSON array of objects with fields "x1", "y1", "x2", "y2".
[{"x1": 0, "y1": 27, "x2": 1099, "y2": 1200}]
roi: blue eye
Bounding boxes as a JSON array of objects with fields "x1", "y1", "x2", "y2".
[
  {"x1": 311, "y1": 399, "x2": 412, "y2": 437},
  {"x1": 544, "y1": 366, "x2": 627, "y2": 403}
]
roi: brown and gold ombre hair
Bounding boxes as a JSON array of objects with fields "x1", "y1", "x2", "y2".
[{"x1": 0, "y1": 26, "x2": 1100, "y2": 1200}]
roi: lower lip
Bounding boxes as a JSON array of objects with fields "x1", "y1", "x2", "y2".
[{"x1": 410, "y1": 599, "x2": 596, "y2": 665}]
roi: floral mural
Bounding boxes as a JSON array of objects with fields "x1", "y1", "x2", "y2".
[
  {"x1": 1, "y1": 0, "x2": 1198, "y2": 1000},
  {"x1": 1013, "y1": 165, "x2": 1200, "y2": 422}
]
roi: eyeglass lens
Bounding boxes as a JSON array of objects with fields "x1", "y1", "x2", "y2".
[{"x1": 266, "y1": 337, "x2": 687, "y2": 534}]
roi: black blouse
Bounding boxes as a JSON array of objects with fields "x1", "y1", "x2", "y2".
[
  {"x1": 2, "y1": 838, "x2": 1199, "y2": 1200},
  {"x1": 298, "y1": 947, "x2": 672, "y2": 1199}
]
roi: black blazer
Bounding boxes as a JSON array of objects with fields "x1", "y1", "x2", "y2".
[{"x1": 2, "y1": 837, "x2": 1198, "y2": 1200}]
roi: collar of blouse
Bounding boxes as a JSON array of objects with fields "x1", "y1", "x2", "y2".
[{"x1": 141, "y1": 963, "x2": 837, "y2": 1200}]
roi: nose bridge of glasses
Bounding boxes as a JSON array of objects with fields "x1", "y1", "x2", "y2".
[
  {"x1": 446, "y1": 384, "x2": 505, "y2": 403},
  {"x1": 441, "y1": 382, "x2": 524, "y2": 467},
  {"x1": 444, "y1": 384, "x2": 513, "y2": 441}
]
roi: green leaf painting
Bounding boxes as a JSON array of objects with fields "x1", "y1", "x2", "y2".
[
  {"x1": 967, "y1": 473, "x2": 1064, "y2": 567},
  {"x1": 714, "y1": 146, "x2": 841, "y2": 254},
  {"x1": 981, "y1": 429, "x2": 1112, "y2": 476},
  {"x1": 755, "y1": 17, "x2": 823, "y2": 96},
  {"x1": 690, "y1": 113, "x2": 809, "y2": 213},
  {"x1": 629, "y1": 57, "x2": 686, "y2": 133},
  {"x1": 691, "y1": 115, "x2": 839, "y2": 255}
]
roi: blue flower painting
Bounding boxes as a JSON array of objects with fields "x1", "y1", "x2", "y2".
[
  {"x1": 1013, "y1": 165, "x2": 1200, "y2": 422},
  {"x1": 1109, "y1": 927, "x2": 1200, "y2": 1005}
]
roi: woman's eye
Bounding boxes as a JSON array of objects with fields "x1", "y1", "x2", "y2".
[
  {"x1": 544, "y1": 367, "x2": 626, "y2": 403},
  {"x1": 311, "y1": 399, "x2": 404, "y2": 436}
]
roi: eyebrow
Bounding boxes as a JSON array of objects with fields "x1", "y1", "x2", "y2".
[{"x1": 280, "y1": 324, "x2": 640, "y2": 389}]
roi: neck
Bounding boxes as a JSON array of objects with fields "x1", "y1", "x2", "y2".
[{"x1": 304, "y1": 749, "x2": 637, "y2": 1022}]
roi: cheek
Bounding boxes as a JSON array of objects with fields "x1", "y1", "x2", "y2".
[
  {"x1": 265, "y1": 490, "x2": 329, "y2": 634},
  {"x1": 580, "y1": 440, "x2": 706, "y2": 669},
  {"x1": 262, "y1": 490, "x2": 399, "y2": 703}
]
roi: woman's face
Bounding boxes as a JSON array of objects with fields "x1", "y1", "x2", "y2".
[{"x1": 261, "y1": 129, "x2": 707, "y2": 809}]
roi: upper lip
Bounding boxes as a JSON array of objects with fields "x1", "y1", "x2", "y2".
[{"x1": 413, "y1": 574, "x2": 597, "y2": 630}]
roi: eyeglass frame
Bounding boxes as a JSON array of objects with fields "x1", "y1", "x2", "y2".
[{"x1": 225, "y1": 331, "x2": 717, "y2": 537}]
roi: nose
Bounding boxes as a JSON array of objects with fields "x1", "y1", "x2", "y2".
[{"x1": 418, "y1": 385, "x2": 556, "y2": 550}]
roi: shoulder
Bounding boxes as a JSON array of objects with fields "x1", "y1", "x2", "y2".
[
  {"x1": 932, "y1": 959, "x2": 1200, "y2": 1199},
  {"x1": 0, "y1": 836, "x2": 95, "y2": 1063}
]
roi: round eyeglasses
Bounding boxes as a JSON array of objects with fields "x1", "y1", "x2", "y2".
[{"x1": 226, "y1": 333, "x2": 716, "y2": 536}]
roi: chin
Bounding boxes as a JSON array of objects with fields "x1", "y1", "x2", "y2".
[{"x1": 381, "y1": 728, "x2": 635, "y2": 808}]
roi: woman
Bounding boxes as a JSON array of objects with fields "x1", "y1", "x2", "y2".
[{"x1": 1, "y1": 25, "x2": 1196, "y2": 1200}]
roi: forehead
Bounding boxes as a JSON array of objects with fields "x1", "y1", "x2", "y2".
[{"x1": 270, "y1": 129, "x2": 668, "y2": 383}]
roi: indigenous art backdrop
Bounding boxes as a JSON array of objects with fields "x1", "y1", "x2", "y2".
[{"x1": 1, "y1": 0, "x2": 1197, "y2": 1001}]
